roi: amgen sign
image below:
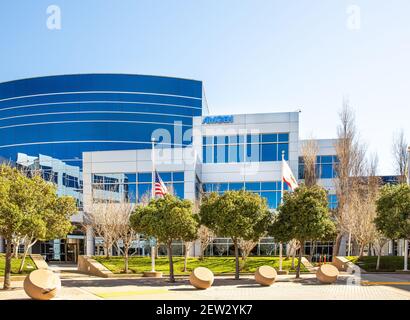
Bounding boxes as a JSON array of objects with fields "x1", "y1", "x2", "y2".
[{"x1": 202, "y1": 115, "x2": 234, "y2": 125}]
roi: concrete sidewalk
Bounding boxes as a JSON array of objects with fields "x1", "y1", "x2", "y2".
[{"x1": 1, "y1": 273, "x2": 409, "y2": 300}]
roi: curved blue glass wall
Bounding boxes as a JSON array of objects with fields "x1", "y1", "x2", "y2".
[{"x1": 0, "y1": 74, "x2": 203, "y2": 166}]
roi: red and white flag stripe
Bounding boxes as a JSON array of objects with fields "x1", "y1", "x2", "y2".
[
  {"x1": 154, "y1": 171, "x2": 168, "y2": 197},
  {"x1": 282, "y1": 159, "x2": 298, "y2": 191}
]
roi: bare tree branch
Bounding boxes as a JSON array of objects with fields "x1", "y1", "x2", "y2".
[{"x1": 392, "y1": 129, "x2": 408, "y2": 183}]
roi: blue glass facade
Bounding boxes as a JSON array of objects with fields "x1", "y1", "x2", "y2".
[
  {"x1": 203, "y1": 181, "x2": 289, "y2": 209},
  {"x1": 92, "y1": 171, "x2": 184, "y2": 204},
  {"x1": 298, "y1": 155, "x2": 339, "y2": 180},
  {"x1": 328, "y1": 194, "x2": 338, "y2": 210},
  {"x1": 203, "y1": 133, "x2": 289, "y2": 164},
  {"x1": 0, "y1": 74, "x2": 203, "y2": 167}
]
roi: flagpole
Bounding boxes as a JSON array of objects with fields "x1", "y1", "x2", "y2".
[
  {"x1": 151, "y1": 138, "x2": 156, "y2": 272},
  {"x1": 405, "y1": 146, "x2": 410, "y2": 271},
  {"x1": 279, "y1": 150, "x2": 285, "y2": 272}
]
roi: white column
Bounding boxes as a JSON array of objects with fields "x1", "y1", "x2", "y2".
[
  {"x1": 86, "y1": 226, "x2": 94, "y2": 256},
  {"x1": 0, "y1": 236, "x2": 4, "y2": 253}
]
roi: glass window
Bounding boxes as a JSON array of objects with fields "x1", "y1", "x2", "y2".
[
  {"x1": 205, "y1": 145, "x2": 213, "y2": 163},
  {"x1": 203, "y1": 136, "x2": 214, "y2": 144},
  {"x1": 245, "y1": 182, "x2": 261, "y2": 191},
  {"x1": 321, "y1": 155, "x2": 333, "y2": 163},
  {"x1": 125, "y1": 184, "x2": 137, "y2": 202},
  {"x1": 246, "y1": 143, "x2": 260, "y2": 162},
  {"x1": 202, "y1": 183, "x2": 212, "y2": 192},
  {"x1": 172, "y1": 172, "x2": 184, "y2": 182},
  {"x1": 261, "y1": 144, "x2": 277, "y2": 161},
  {"x1": 215, "y1": 144, "x2": 226, "y2": 163},
  {"x1": 138, "y1": 183, "x2": 151, "y2": 202},
  {"x1": 261, "y1": 191, "x2": 276, "y2": 208},
  {"x1": 173, "y1": 183, "x2": 184, "y2": 198},
  {"x1": 247, "y1": 134, "x2": 260, "y2": 144},
  {"x1": 262, "y1": 134, "x2": 278, "y2": 143},
  {"x1": 138, "y1": 173, "x2": 151, "y2": 183},
  {"x1": 278, "y1": 133, "x2": 289, "y2": 142},
  {"x1": 228, "y1": 135, "x2": 238, "y2": 144},
  {"x1": 229, "y1": 182, "x2": 244, "y2": 191},
  {"x1": 277, "y1": 143, "x2": 289, "y2": 160},
  {"x1": 158, "y1": 172, "x2": 172, "y2": 182},
  {"x1": 213, "y1": 183, "x2": 228, "y2": 192},
  {"x1": 321, "y1": 164, "x2": 333, "y2": 179},
  {"x1": 261, "y1": 182, "x2": 277, "y2": 191},
  {"x1": 238, "y1": 144, "x2": 245, "y2": 162},
  {"x1": 228, "y1": 144, "x2": 238, "y2": 163}
]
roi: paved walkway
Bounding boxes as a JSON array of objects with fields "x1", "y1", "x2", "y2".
[{"x1": 1, "y1": 273, "x2": 410, "y2": 300}]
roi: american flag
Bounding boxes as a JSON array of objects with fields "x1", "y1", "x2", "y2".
[{"x1": 154, "y1": 171, "x2": 168, "y2": 197}]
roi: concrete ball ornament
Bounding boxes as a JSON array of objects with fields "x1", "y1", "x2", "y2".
[
  {"x1": 23, "y1": 269, "x2": 61, "y2": 300},
  {"x1": 189, "y1": 267, "x2": 214, "y2": 289},
  {"x1": 316, "y1": 264, "x2": 339, "y2": 284},
  {"x1": 255, "y1": 266, "x2": 277, "y2": 286}
]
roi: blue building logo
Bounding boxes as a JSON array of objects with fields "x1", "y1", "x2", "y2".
[{"x1": 202, "y1": 115, "x2": 234, "y2": 125}]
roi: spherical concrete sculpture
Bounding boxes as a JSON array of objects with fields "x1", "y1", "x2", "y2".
[
  {"x1": 189, "y1": 267, "x2": 214, "y2": 289},
  {"x1": 316, "y1": 264, "x2": 339, "y2": 284},
  {"x1": 23, "y1": 269, "x2": 61, "y2": 300},
  {"x1": 255, "y1": 266, "x2": 277, "y2": 286}
]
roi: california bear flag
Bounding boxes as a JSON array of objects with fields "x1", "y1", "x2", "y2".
[{"x1": 282, "y1": 159, "x2": 298, "y2": 191}]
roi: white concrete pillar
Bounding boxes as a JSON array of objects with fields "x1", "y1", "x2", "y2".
[
  {"x1": 86, "y1": 226, "x2": 94, "y2": 256},
  {"x1": 388, "y1": 240, "x2": 393, "y2": 255},
  {"x1": 0, "y1": 236, "x2": 4, "y2": 253},
  {"x1": 398, "y1": 240, "x2": 403, "y2": 256},
  {"x1": 339, "y1": 236, "x2": 347, "y2": 256}
]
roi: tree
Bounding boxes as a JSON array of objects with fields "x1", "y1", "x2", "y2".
[
  {"x1": 392, "y1": 129, "x2": 409, "y2": 183},
  {"x1": 0, "y1": 165, "x2": 26, "y2": 290},
  {"x1": 86, "y1": 199, "x2": 123, "y2": 258},
  {"x1": 131, "y1": 194, "x2": 198, "y2": 282},
  {"x1": 197, "y1": 225, "x2": 214, "y2": 260},
  {"x1": 0, "y1": 164, "x2": 76, "y2": 289},
  {"x1": 199, "y1": 190, "x2": 271, "y2": 280},
  {"x1": 334, "y1": 100, "x2": 367, "y2": 256},
  {"x1": 270, "y1": 185, "x2": 336, "y2": 278},
  {"x1": 373, "y1": 232, "x2": 389, "y2": 271},
  {"x1": 347, "y1": 155, "x2": 380, "y2": 257},
  {"x1": 375, "y1": 183, "x2": 410, "y2": 270},
  {"x1": 18, "y1": 178, "x2": 76, "y2": 272},
  {"x1": 238, "y1": 239, "x2": 258, "y2": 261},
  {"x1": 110, "y1": 200, "x2": 136, "y2": 273},
  {"x1": 301, "y1": 139, "x2": 319, "y2": 187}
]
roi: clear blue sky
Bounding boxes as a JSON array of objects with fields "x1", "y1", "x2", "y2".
[{"x1": 1, "y1": 1, "x2": 409, "y2": 175}]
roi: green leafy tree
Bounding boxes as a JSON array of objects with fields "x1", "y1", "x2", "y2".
[
  {"x1": 199, "y1": 190, "x2": 271, "y2": 280},
  {"x1": 269, "y1": 184, "x2": 336, "y2": 278},
  {"x1": 0, "y1": 165, "x2": 33, "y2": 289},
  {"x1": 131, "y1": 194, "x2": 198, "y2": 282},
  {"x1": 18, "y1": 176, "x2": 76, "y2": 273},
  {"x1": 0, "y1": 164, "x2": 76, "y2": 289},
  {"x1": 375, "y1": 183, "x2": 410, "y2": 267}
]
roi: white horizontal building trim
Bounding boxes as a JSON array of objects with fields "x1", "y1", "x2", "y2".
[
  {"x1": 0, "y1": 100, "x2": 202, "y2": 113},
  {"x1": 0, "y1": 119, "x2": 190, "y2": 130},
  {"x1": 0, "y1": 90, "x2": 202, "y2": 103}
]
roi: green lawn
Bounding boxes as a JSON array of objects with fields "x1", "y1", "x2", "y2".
[
  {"x1": 347, "y1": 256, "x2": 410, "y2": 272},
  {"x1": 94, "y1": 256, "x2": 308, "y2": 275},
  {"x1": 0, "y1": 254, "x2": 37, "y2": 276}
]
